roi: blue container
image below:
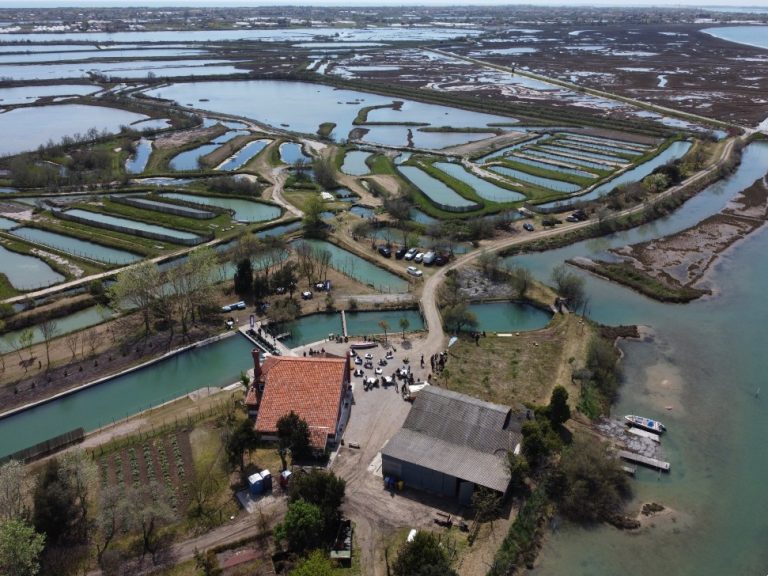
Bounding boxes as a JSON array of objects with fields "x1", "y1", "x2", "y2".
[
  {"x1": 248, "y1": 472, "x2": 263, "y2": 496},
  {"x1": 261, "y1": 469, "x2": 273, "y2": 491}
]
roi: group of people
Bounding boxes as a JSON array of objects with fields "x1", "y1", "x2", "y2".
[
  {"x1": 429, "y1": 351, "x2": 448, "y2": 374},
  {"x1": 303, "y1": 347, "x2": 326, "y2": 357}
]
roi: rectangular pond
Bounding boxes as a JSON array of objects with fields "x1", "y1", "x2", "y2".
[
  {"x1": 63, "y1": 208, "x2": 201, "y2": 242},
  {"x1": 0, "y1": 304, "x2": 113, "y2": 351},
  {"x1": 509, "y1": 154, "x2": 597, "y2": 178},
  {"x1": 279, "y1": 142, "x2": 311, "y2": 164},
  {"x1": 341, "y1": 150, "x2": 372, "y2": 176},
  {"x1": 255, "y1": 221, "x2": 303, "y2": 238},
  {"x1": 0, "y1": 335, "x2": 255, "y2": 459},
  {"x1": 161, "y1": 192, "x2": 281, "y2": 223},
  {"x1": 434, "y1": 162, "x2": 526, "y2": 203},
  {"x1": 10, "y1": 227, "x2": 142, "y2": 265},
  {"x1": 0, "y1": 216, "x2": 18, "y2": 229},
  {"x1": 299, "y1": 239, "x2": 409, "y2": 293},
  {"x1": 398, "y1": 165, "x2": 480, "y2": 210},
  {"x1": 538, "y1": 144, "x2": 626, "y2": 165},
  {"x1": 475, "y1": 135, "x2": 546, "y2": 163},
  {"x1": 490, "y1": 165, "x2": 581, "y2": 193},
  {"x1": 560, "y1": 137, "x2": 644, "y2": 156},
  {"x1": 363, "y1": 126, "x2": 495, "y2": 149},
  {"x1": 117, "y1": 196, "x2": 214, "y2": 218},
  {"x1": 217, "y1": 139, "x2": 271, "y2": 171},
  {"x1": 0, "y1": 104, "x2": 148, "y2": 156},
  {"x1": 0, "y1": 245, "x2": 64, "y2": 290},
  {"x1": 0, "y1": 59, "x2": 243, "y2": 81},
  {"x1": 525, "y1": 149, "x2": 613, "y2": 171},
  {"x1": 468, "y1": 301, "x2": 552, "y2": 333}
]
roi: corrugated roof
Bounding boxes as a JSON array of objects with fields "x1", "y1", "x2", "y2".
[
  {"x1": 382, "y1": 387, "x2": 521, "y2": 493},
  {"x1": 255, "y1": 357, "x2": 348, "y2": 448}
]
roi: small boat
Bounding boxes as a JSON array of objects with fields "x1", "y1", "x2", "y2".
[{"x1": 625, "y1": 415, "x2": 666, "y2": 434}]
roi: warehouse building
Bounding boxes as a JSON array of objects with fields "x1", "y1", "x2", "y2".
[{"x1": 381, "y1": 387, "x2": 523, "y2": 504}]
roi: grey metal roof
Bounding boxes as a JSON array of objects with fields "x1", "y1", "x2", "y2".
[{"x1": 382, "y1": 387, "x2": 522, "y2": 493}]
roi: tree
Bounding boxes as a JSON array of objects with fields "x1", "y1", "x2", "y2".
[
  {"x1": 442, "y1": 302, "x2": 478, "y2": 333},
  {"x1": 312, "y1": 157, "x2": 337, "y2": 189},
  {"x1": 276, "y1": 411, "x2": 311, "y2": 468},
  {"x1": 32, "y1": 459, "x2": 87, "y2": 547},
  {"x1": 508, "y1": 265, "x2": 532, "y2": 299},
  {"x1": 548, "y1": 386, "x2": 571, "y2": 426},
  {"x1": 39, "y1": 319, "x2": 59, "y2": 369},
  {"x1": 225, "y1": 419, "x2": 260, "y2": 473},
  {"x1": 552, "y1": 434, "x2": 630, "y2": 523},
  {"x1": 520, "y1": 421, "x2": 550, "y2": 468},
  {"x1": 399, "y1": 316, "x2": 410, "y2": 338},
  {"x1": 551, "y1": 264, "x2": 586, "y2": 311},
  {"x1": 505, "y1": 452, "x2": 529, "y2": 493},
  {"x1": 0, "y1": 519, "x2": 45, "y2": 576},
  {"x1": 18, "y1": 328, "x2": 34, "y2": 371},
  {"x1": 194, "y1": 548, "x2": 222, "y2": 576},
  {"x1": 471, "y1": 486, "x2": 502, "y2": 524},
  {"x1": 378, "y1": 320, "x2": 389, "y2": 343},
  {"x1": 290, "y1": 549, "x2": 338, "y2": 576},
  {"x1": 275, "y1": 500, "x2": 323, "y2": 553},
  {"x1": 94, "y1": 485, "x2": 131, "y2": 567},
  {"x1": 125, "y1": 483, "x2": 176, "y2": 564},
  {"x1": 295, "y1": 242, "x2": 318, "y2": 290},
  {"x1": 234, "y1": 258, "x2": 254, "y2": 298},
  {"x1": 302, "y1": 194, "x2": 326, "y2": 238},
  {"x1": 64, "y1": 331, "x2": 80, "y2": 361},
  {"x1": 110, "y1": 262, "x2": 162, "y2": 334},
  {"x1": 0, "y1": 460, "x2": 30, "y2": 522},
  {"x1": 289, "y1": 469, "x2": 345, "y2": 535},
  {"x1": 392, "y1": 531, "x2": 457, "y2": 576}
]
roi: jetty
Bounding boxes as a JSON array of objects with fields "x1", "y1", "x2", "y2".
[
  {"x1": 341, "y1": 310, "x2": 348, "y2": 338},
  {"x1": 617, "y1": 450, "x2": 670, "y2": 472},
  {"x1": 627, "y1": 427, "x2": 661, "y2": 443}
]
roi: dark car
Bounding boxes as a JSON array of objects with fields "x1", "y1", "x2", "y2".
[
  {"x1": 395, "y1": 247, "x2": 407, "y2": 260},
  {"x1": 434, "y1": 255, "x2": 447, "y2": 266},
  {"x1": 378, "y1": 245, "x2": 392, "y2": 258},
  {"x1": 523, "y1": 223, "x2": 535, "y2": 232}
]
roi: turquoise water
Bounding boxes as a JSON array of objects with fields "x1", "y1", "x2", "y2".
[
  {"x1": 341, "y1": 150, "x2": 372, "y2": 176},
  {"x1": 217, "y1": 139, "x2": 271, "y2": 171},
  {"x1": 351, "y1": 205, "x2": 376, "y2": 219},
  {"x1": 0, "y1": 305, "x2": 113, "y2": 352},
  {"x1": 279, "y1": 142, "x2": 310, "y2": 164},
  {"x1": 64, "y1": 209, "x2": 201, "y2": 242},
  {"x1": 0, "y1": 217, "x2": 18, "y2": 229},
  {"x1": 399, "y1": 165, "x2": 480, "y2": 210},
  {"x1": 0, "y1": 335, "x2": 255, "y2": 458},
  {"x1": 10, "y1": 227, "x2": 141, "y2": 265},
  {"x1": 280, "y1": 309, "x2": 424, "y2": 346},
  {"x1": 161, "y1": 192, "x2": 280, "y2": 223},
  {"x1": 409, "y1": 208, "x2": 438, "y2": 225},
  {"x1": 124, "y1": 138, "x2": 152, "y2": 174},
  {"x1": 299, "y1": 239, "x2": 409, "y2": 293},
  {"x1": 703, "y1": 26, "x2": 768, "y2": 49},
  {"x1": 518, "y1": 141, "x2": 768, "y2": 576},
  {"x1": 169, "y1": 130, "x2": 249, "y2": 170},
  {"x1": 468, "y1": 301, "x2": 553, "y2": 332},
  {"x1": 491, "y1": 165, "x2": 581, "y2": 193},
  {"x1": 434, "y1": 162, "x2": 526, "y2": 203},
  {"x1": 255, "y1": 221, "x2": 302, "y2": 238},
  {"x1": 0, "y1": 245, "x2": 64, "y2": 290},
  {"x1": 0, "y1": 104, "x2": 148, "y2": 156}
]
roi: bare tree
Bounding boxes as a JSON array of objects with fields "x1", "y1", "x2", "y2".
[
  {"x1": 39, "y1": 318, "x2": 59, "y2": 369},
  {"x1": 295, "y1": 242, "x2": 317, "y2": 290},
  {"x1": 313, "y1": 246, "x2": 332, "y2": 283},
  {"x1": 18, "y1": 328, "x2": 34, "y2": 372},
  {"x1": 109, "y1": 262, "x2": 162, "y2": 335},
  {"x1": 64, "y1": 331, "x2": 80, "y2": 361},
  {"x1": 0, "y1": 460, "x2": 30, "y2": 522},
  {"x1": 85, "y1": 328, "x2": 99, "y2": 357},
  {"x1": 94, "y1": 485, "x2": 130, "y2": 567}
]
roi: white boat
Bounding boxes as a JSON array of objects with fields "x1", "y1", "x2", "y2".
[{"x1": 625, "y1": 414, "x2": 666, "y2": 434}]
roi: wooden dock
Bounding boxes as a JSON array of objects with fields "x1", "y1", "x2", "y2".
[
  {"x1": 341, "y1": 310, "x2": 348, "y2": 337},
  {"x1": 618, "y1": 450, "x2": 670, "y2": 472},
  {"x1": 627, "y1": 427, "x2": 661, "y2": 443}
]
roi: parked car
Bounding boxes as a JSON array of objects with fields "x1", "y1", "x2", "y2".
[
  {"x1": 364, "y1": 361, "x2": 374, "y2": 369},
  {"x1": 573, "y1": 209, "x2": 588, "y2": 221},
  {"x1": 364, "y1": 353, "x2": 373, "y2": 359},
  {"x1": 434, "y1": 255, "x2": 447, "y2": 266},
  {"x1": 407, "y1": 266, "x2": 423, "y2": 277},
  {"x1": 301, "y1": 291, "x2": 313, "y2": 300},
  {"x1": 423, "y1": 251, "x2": 436, "y2": 266},
  {"x1": 565, "y1": 215, "x2": 579, "y2": 222},
  {"x1": 414, "y1": 252, "x2": 424, "y2": 263},
  {"x1": 353, "y1": 368, "x2": 364, "y2": 377},
  {"x1": 523, "y1": 223, "x2": 535, "y2": 232},
  {"x1": 378, "y1": 245, "x2": 392, "y2": 258},
  {"x1": 354, "y1": 356, "x2": 363, "y2": 365},
  {"x1": 395, "y1": 247, "x2": 407, "y2": 259},
  {"x1": 404, "y1": 248, "x2": 418, "y2": 261}
]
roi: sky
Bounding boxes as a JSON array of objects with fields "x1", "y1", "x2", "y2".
[{"x1": 0, "y1": 0, "x2": 767, "y2": 7}]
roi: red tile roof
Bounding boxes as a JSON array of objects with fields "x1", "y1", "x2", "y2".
[{"x1": 255, "y1": 357, "x2": 348, "y2": 447}]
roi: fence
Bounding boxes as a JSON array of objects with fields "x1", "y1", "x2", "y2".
[
  {"x1": 111, "y1": 195, "x2": 218, "y2": 220},
  {"x1": 0, "y1": 427, "x2": 84, "y2": 465}
]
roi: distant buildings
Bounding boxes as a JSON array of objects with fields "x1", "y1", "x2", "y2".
[
  {"x1": 381, "y1": 387, "x2": 523, "y2": 505},
  {"x1": 246, "y1": 350, "x2": 351, "y2": 452}
]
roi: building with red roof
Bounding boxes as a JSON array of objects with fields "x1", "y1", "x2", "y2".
[{"x1": 246, "y1": 349, "x2": 351, "y2": 452}]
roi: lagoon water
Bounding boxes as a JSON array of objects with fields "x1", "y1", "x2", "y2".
[
  {"x1": 0, "y1": 83, "x2": 98, "y2": 105},
  {"x1": 702, "y1": 26, "x2": 768, "y2": 50},
  {"x1": 469, "y1": 301, "x2": 552, "y2": 332},
  {"x1": 124, "y1": 138, "x2": 152, "y2": 174},
  {"x1": 341, "y1": 150, "x2": 372, "y2": 176},
  {"x1": 399, "y1": 165, "x2": 480, "y2": 210},
  {"x1": 11, "y1": 227, "x2": 141, "y2": 265},
  {"x1": 0, "y1": 245, "x2": 64, "y2": 290},
  {"x1": 161, "y1": 192, "x2": 281, "y2": 223},
  {"x1": 169, "y1": 130, "x2": 249, "y2": 170},
  {"x1": 0, "y1": 59, "x2": 242, "y2": 81},
  {"x1": 217, "y1": 139, "x2": 271, "y2": 171},
  {"x1": 0, "y1": 104, "x2": 147, "y2": 156},
  {"x1": 434, "y1": 162, "x2": 526, "y2": 203},
  {"x1": 507, "y1": 141, "x2": 768, "y2": 576}
]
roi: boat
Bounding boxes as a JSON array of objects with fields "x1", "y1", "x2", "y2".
[{"x1": 625, "y1": 415, "x2": 666, "y2": 434}]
